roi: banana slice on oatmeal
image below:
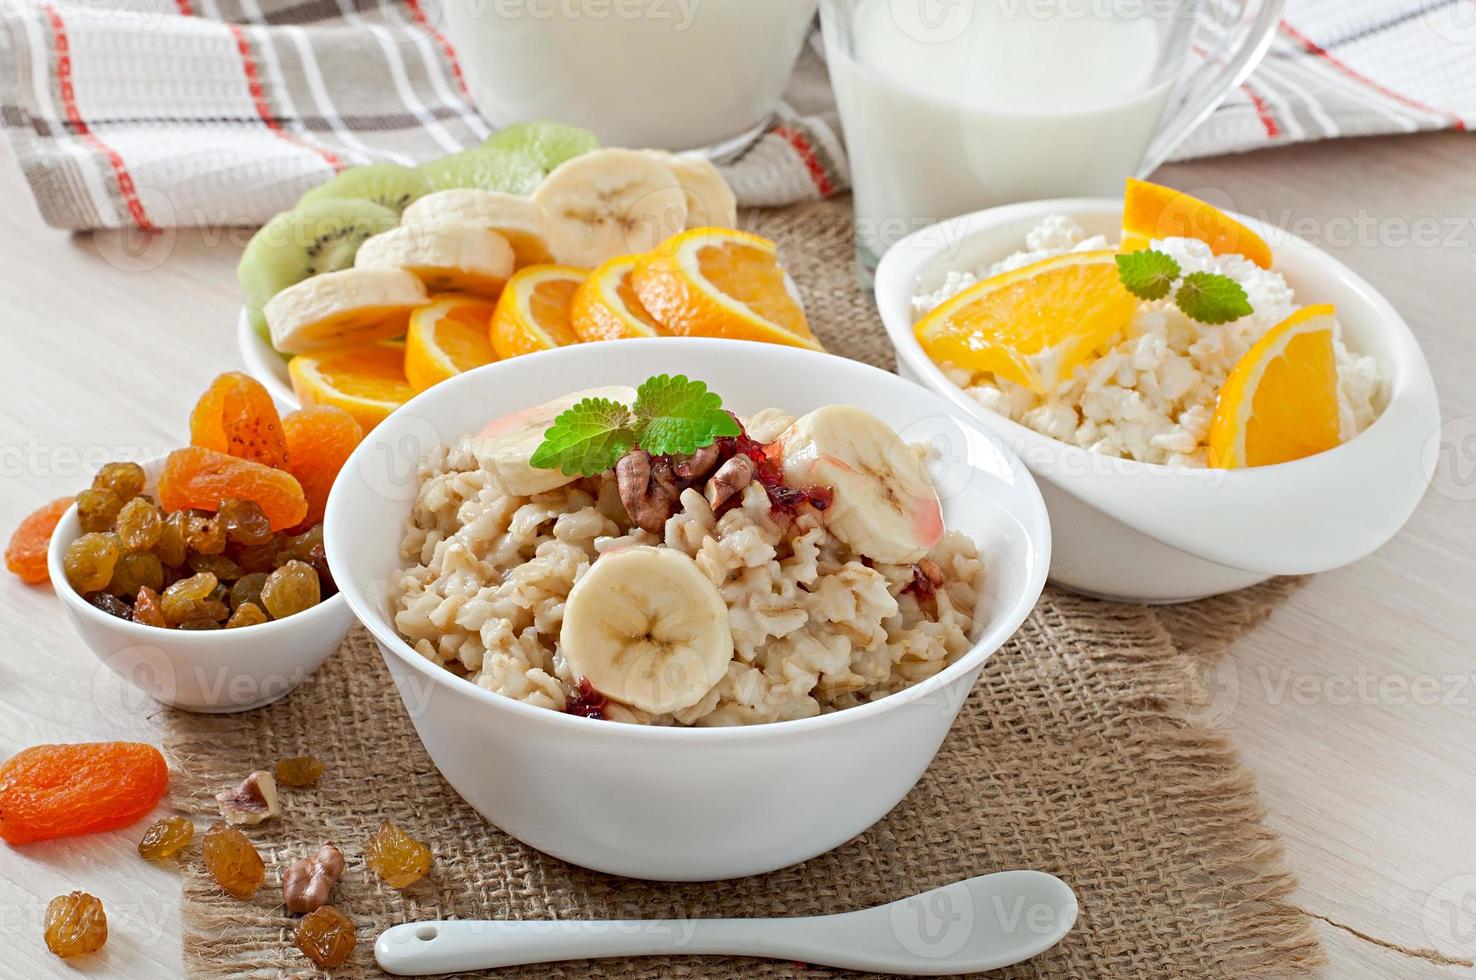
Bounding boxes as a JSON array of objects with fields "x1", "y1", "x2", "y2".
[
  {"x1": 774, "y1": 405, "x2": 944, "y2": 565},
  {"x1": 472, "y1": 386, "x2": 637, "y2": 496},
  {"x1": 560, "y1": 546, "x2": 734, "y2": 715}
]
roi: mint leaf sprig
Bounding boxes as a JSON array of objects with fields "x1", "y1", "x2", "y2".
[
  {"x1": 529, "y1": 374, "x2": 741, "y2": 477},
  {"x1": 1115, "y1": 248, "x2": 1253, "y2": 325}
]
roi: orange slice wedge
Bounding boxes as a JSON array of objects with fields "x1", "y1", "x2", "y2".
[
  {"x1": 1121, "y1": 177, "x2": 1273, "y2": 269},
  {"x1": 571, "y1": 254, "x2": 668, "y2": 342},
  {"x1": 490, "y1": 264, "x2": 587, "y2": 359},
  {"x1": 289, "y1": 341, "x2": 414, "y2": 432},
  {"x1": 1208, "y1": 304, "x2": 1342, "y2": 468},
  {"x1": 404, "y1": 294, "x2": 499, "y2": 392},
  {"x1": 914, "y1": 250, "x2": 1137, "y2": 393},
  {"x1": 631, "y1": 227, "x2": 822, "y2": 350}
]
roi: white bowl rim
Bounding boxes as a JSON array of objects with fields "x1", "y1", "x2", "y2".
[
  {"x1": 875, "y1": 195, "x2": 1437, "y2": 483},
  {"x1": 328, "y1": 337, "x2": 1052, "y2": 742},
  {"x1": 47, "y1": 453, "x2": 350, "y2": 647}
]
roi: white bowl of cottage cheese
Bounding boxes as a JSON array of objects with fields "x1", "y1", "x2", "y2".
[{"x1": 875, "y1": 198, "x2": 1439, "y2": 603}]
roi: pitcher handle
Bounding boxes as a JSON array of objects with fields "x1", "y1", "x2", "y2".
[{"x1": 1138, "y1": 0, "x2": 1285, "y2": 175}]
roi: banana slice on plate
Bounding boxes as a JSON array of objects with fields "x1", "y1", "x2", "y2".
[
  {"x1": 532, "y1": 148, "x2": 689, "y2": 268},
  {"x1": 472, "y1": 385, "x2": 637, "y2": 496},
  {"x1": 774, "y1": 405, "x2": 945, "y2": 565},
  {"x1": 641, "y1": 150, "x2": 738, "y2": 229},
  {"x1": 400, "y1": 189, "x2": 554, "y2": 268},
  {"x1": 355, "y1": 222, "x2": 515, "y2": 298},
  {"x1": 561, "y1": 546, "x2": 734, "y2": 715},
  {"x1": 264, "y1": 267, "x2": 428, "y2": 355}
]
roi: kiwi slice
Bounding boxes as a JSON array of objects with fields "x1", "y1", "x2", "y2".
[
  {"x1": 483, "y1": 121, "x2": 599, "y2": 172},
  {"x1": 296, "y1": 163, "x2": 432, "y2": 214},
  {"x1": 237, "y1": 198, "x2": 400, "y2": 340},
  {"x1": 418, "y1": 148, "x2": 543, "y2": 195}
]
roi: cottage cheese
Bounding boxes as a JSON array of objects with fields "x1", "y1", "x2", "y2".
[{"x1": 912, "y1": 216, "x2": 1383, "y2": 467}]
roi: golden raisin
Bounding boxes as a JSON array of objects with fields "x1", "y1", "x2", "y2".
[
  {"x1": 161, "y1": 572, "x2": 223, "y2": 625},
  {"x1": 63, "y1": 532, "x2": 119, "y2": 593},
  {"x1": 185, "y1": 511, "x2": 227, "y2": 555},
  {"x1": 261, "y1": 560, "x2": 321, "y2": 619},
  {"x1": 114, "y1": 496, "x2": 163, "y2": 552},
  {"x1": 274, "y1": 756, "x2": 325, "y2": 788},
  {"x1": 224, "y1": 602, "x2": 269, "y2": 628},
  {"x1": 107, "y1": 551, "x2": 164, "y2": 598},
  {"x1": 44, "y1": 891, "x2": 107, "y2": 958},
  {"x1": 154, "y1": 510, "x2": 189, "y2": 567},
  {"x1": 75, "y1": 488, "x2": 123, "y2": 533},
  {"x1": 201, "y1": 822, "x2": 265, "y2": 899},
  {"x1": 137, "y1": 815, "x2": 194, "y2": 860},
  {"x1": 364, "y1": 820, "x2": 432, "y2": 888},
  {"x1": 294, "y1": 905, "x2": 356, "y2": 968},
  {"x1": 218, "y1": 498, "x2": 274, "y2": 545},
  {"x1": 92, "y1": 461, "x2": 146, "y2": 502}
]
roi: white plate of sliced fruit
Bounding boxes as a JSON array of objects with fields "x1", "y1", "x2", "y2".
[{"x1": 237, "y1": 121, "x2": 820, "y2": 430}]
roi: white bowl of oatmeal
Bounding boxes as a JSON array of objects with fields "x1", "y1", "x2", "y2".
[
  {"x1": 875, "y1": 199, "x2": 1439, "y2": 603},
  {"x1": 324, "y1": 338, "x2": 1049, "y2": 880}
]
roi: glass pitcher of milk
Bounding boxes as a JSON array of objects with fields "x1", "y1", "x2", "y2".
[
  {"x1": 445, "y1": 0, "x2": 819, "y2": 154},
  {"x1": 823, "y1": 0, "x2": 1283, "y2": 276}
]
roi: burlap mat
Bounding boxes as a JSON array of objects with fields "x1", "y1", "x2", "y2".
[{"x1": 166, "y1": 202, "x2": 1324, "y2": 978}]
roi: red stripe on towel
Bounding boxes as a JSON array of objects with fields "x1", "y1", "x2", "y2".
[
  {"x1": 43, "y1": 4, "x2": 156, "y2": 231},
  {"x1": 226, "y1": 22, "x2": 344, "y2": 171},
  {"x1": 773, "y1": 125, "x2": 834, "y2": 198},
  {"x1": 402, "y1": 0, "x2": 472, "y2": 99}
]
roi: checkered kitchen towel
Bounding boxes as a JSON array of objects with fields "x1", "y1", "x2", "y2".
[{"x1": 1, "y1": 0, "x2": 1472, "y2": 231}]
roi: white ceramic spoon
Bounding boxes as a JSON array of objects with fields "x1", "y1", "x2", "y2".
[{"x1": 375, "y1": 870, "x2": 1076, "y2": 976}]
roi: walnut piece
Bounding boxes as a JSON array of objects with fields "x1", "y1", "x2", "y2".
[
  {"x1": 616, "y1": 450, "x2": 679, "y2": 533},
  {"x1": 214, "y1": 770, "x2": 280, "y2": 826},
  {"x1": 671, "y1": 444, "x2": 720, "y2": 482},
  {"x1": 283, "y1": 842, "x2": 345, "y2": 914},
  {"x1": 704, "y1": 454, "x2": 755, "y2": 510}
]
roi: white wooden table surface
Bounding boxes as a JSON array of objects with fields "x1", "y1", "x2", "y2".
[{"x1": 1, "y1": 133, "x2": 1473, "y2": 978}]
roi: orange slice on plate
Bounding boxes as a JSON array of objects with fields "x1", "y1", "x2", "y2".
[
  {"x1": 631, "y1": 227, "x2": 822, "y2": 350},
  {"x1": 1121, "y1": 177, "x2": 1273, "y2": 269},
  {"x1": 571, "y1": 254, "x2": 667, "y2": 342},
  {"x1": 404, "y1": 294, "x2": 499, "y2": 392},
  {"x1": 490, "y1": 264, "x2": 587, "y2": 359},
  {"x1": 1208, "y1": 304, "x2": 1342, "y2": 468},
  {"x1": 913, "y1": 250, "x2": 1137, "y2": 393},
  {"x1": 289, "y1": 341, "x2": 415, "y2": 432}
]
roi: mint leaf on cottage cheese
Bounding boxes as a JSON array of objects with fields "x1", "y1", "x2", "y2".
[
  {"x1": 1115, "y1": 249, "x2": 1181, "y2": 301},
  {"x1": 1175, "y1": 272, "x2": 1254, "y2": 325}
]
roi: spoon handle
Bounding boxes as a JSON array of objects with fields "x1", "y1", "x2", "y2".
[{"x1": 375, "y1": 916, "x2": 819, "y2": 975}]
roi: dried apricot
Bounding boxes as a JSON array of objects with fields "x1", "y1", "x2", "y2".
[
  {"x1": 202, "y1": 822, "x2": 266, "y2": 899},
  {"x1": 5, "y1": 497, "x2": 72, "y2": 584},
  {"x1": 275, "y1": 756, "x2": 325, "y2": 788},
  {"x1": 157, "y1": 447, "x2": 307, "y2": 531},
  {"x1": 282, "y1": 406, "x2": 363, "y2": 530},
  {"x1": 44, "y1": 891, "x2": 107, "y2": 958},
  {"x1": 364, "y1": 820, "x2": 432, "y2": 888},
  {"x1": 295, "y1": 905, "x2": 356, "y2": 968},
  {"x1": 0, "y1": 742, "x2": 169, "y2": 844},
  {"x1": 137, "y1": 815, "x2": 194, "y2": 860},
  {"x1": 190, "y1": 372, "x2": 290, "y2": 468}
]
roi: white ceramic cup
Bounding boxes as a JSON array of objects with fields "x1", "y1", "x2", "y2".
[
  {"x1": 444, "y1": 0, "x2": 820, "y2": 153},
  {"x1": 325, "y1": 338, "x2": 1050, "y2": 880}
]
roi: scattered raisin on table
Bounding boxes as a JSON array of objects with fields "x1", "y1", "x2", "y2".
[
  {"x1": 137, "y1": 815, "x2": 194, "y2": 860},
  {"x1": 294, "y1": 905, "x2": 356, "y2": 968},
  {"x1": 201, "y1": 822, "x2": 265, "y2": 899},
  {"x1": 64, "y1": 532, "x2": 119, "y2": 593},
  {"x1": 261, "y1": 560, "x2": 321, "y2": 619},
  {"x1": 275, "y1": 756, "x2": 325, "y2": 788},
  {"x1": 93, "y1": 461, "x2": 146, "y2": 503},
  {"x1": 364, "y1": 820, "x2": 432, "y2": 889},
  {"x1": 43, "y1": 891, "x2": 108, "y2": 958}
]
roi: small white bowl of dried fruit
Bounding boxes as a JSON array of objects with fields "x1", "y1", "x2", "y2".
[
  {"x1": 43, "y1": 373, "x2": 360, "y2": 712},
  {"x1": 876, "y1": 179, "x2": 1440, "y2": 602}
]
